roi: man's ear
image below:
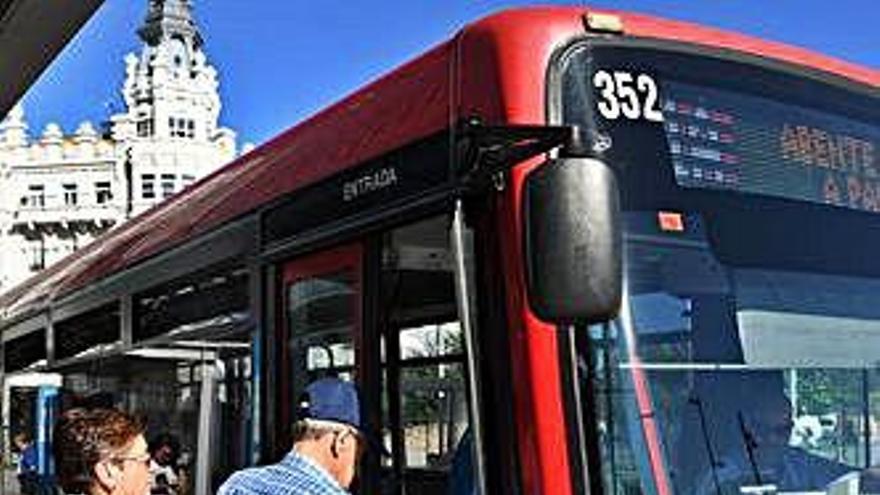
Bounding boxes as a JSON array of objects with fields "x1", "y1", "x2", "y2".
[
  {"x1": 329, "y1": 433, "x2": 340, "y2": 459},
  {"x1": 338, "y1": 432, "x2": 358, "y2": 456},
  {"x1": 94, "y1": 460, "x2": 119, "y2": 491}
]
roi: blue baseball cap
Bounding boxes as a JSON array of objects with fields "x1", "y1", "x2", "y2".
[
  {"x1": 298, "y1": 378, "x2": 362, "y2": 429},
  {"x1": 298, "y1": 377, "x2": 389, "y2": 456}
]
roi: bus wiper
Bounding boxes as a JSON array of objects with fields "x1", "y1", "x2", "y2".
[
  {"x1": 737, "y1": 411, "x2": 763, "y2": 486},
  {"x1": 690, "y1": 394, "x2": 723, "y2": 495}
]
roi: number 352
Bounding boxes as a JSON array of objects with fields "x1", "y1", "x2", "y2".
[{"x1": 592, "y1": 70, "x2": 664, "y2": 122}]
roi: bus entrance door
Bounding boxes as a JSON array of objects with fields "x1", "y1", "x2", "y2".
[{"x1": 278, "y1": 243, "x2": 364, "y2": 457}]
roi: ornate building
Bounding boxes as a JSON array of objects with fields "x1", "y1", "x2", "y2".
[{"x1": 0, "y1": 0, "x2": 238, "y2": 293}]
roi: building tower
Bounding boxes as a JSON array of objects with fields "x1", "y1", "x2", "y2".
[
  {"x1": 0, "y1": 0, "x2": 237, "y2": 293},
  {"x1": 111, "y1": 0, "x2": 236, "y2": 216}
]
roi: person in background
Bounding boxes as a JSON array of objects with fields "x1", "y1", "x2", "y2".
[
  {"x1": 218, "y1": 378, "x2": 366, "y2": 495},
  {"x1": 692, "y1": 372, "x2": 852, "y2": 494},
  {"x1": 148, "y1": 434, "x2": 180, "y2": 495},
  {"x1": 53, "y1": 408, "x2": 151, "y2": 495},
  {"x1": 14, "y1": 432, "x2": 38, "y2": 495},
  {"x1": 738, "y1": 380, "x2": 851, "y2": 491}
]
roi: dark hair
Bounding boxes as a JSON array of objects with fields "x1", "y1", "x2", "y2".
[
  {"x1": 148, "y1": 433, "x2": 180, "y2": 459},
  {"x1": 53, "y1": 408, "x2": 144, "y2": 494}
]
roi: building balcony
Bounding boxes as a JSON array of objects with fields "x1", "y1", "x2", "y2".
[
  {"x1": 12, "y1": 203, "x2": 121, "y2": 226},
  {"x1": 10, "y1": 207, "x2": 118, "y2": 240}
]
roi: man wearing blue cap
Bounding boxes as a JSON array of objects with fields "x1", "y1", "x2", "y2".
[{"x1": 218, "y1": 378, "x2": 366, "y2": 495}]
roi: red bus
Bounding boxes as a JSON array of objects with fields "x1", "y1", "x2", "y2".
[{"x1": 1, "y1": 6, "x2": 878, "y2": 495}]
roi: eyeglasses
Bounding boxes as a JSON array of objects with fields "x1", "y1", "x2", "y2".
[
  {"x1": 332, "y1": 428, "x2": 366, "y2": 458},
  {"x1": 112, "y1": 452, "x2": 151, "y2": 468}
]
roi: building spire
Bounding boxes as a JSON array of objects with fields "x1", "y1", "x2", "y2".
[{"x1": 137, "y1": 0, "x2": 202, "y2": 48}]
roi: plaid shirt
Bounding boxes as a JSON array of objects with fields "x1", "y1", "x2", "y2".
[{"x1": 217, "y1": 452, "x2": 349, "y2": 495}]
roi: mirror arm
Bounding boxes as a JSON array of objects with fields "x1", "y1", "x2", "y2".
[{"x1": 454, "y1": 117, "x2": 580, "y2": 193}]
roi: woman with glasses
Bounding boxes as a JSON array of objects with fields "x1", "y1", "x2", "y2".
[{"x1": 53, "y1": 408, "x2": 151, "y2": 495}]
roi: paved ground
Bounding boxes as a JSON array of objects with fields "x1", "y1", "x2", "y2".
[{"x1": 0, "y1": 469, "x2": 21, "y2": 495}]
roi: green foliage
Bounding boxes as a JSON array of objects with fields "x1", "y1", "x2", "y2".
[{"x1": 794, "y1": 369, "x2": 862, "y2": 414}]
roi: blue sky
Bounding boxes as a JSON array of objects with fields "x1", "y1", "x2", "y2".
[{"x1": 17, "y1": 0, "x2": 879, "y2": 147}]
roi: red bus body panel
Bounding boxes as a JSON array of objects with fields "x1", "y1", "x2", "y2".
[{"x1": 1, "y1": 6, "x2": 876, "y2": 495}]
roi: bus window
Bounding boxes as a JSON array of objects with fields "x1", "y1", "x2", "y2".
[
  {"x1": 287, "y1": 269, "x2": 358, "y2": 385},
  {"x1": 379, "y1": 216, "x2": 473, "y2": 495},
  {"x1": 577, "y1": 212, "x2": 880, "y2": 494},
  {"x1": 398, "y1": 323, "x2": 468, "y2": 469}
]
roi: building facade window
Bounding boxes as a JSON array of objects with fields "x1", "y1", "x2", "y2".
[
  {"x1": 161, "y1": 174, "x2": 176, "y2": 198},
  {"x1": 29, "y1": 243, "x2": 45, "y2": 271},
  {"x1": 142, "y1": 174, "x2": 156, "y2": 199},
  {"x1": 96, "y1": 182, "x2": 113, "y2": 204},
  {"x1": 169, "y1": 117, "x2": 195, "y2": 138},
  {"x1": 22, "y1": 185, "x2": 46, "y2": 208},
  {"x1": 182, "y1": 174, "x2": 195, "y2": 189},
  {"x1": 137, "y1": 119, "x2": 154, "y2": 137},
  {"x1": 63, "y1": 183, "x2": 78, "y2": 206}
]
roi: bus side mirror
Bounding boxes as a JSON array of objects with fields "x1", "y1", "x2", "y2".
[{"x1": 523, "y1": 157, "x2": 622, "y2": 324}]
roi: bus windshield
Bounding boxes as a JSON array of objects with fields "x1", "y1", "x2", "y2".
[{"x1": 557, "y1": 43, "x2": 880, "y2": 494}]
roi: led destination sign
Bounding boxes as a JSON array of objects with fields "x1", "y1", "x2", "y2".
[{"x1": 663, "y1": 81, "x2": 879, "y2": 212}]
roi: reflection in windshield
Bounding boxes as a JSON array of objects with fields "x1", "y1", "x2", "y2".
[{"x1": 585, "y1": 212, "x2": 880, "y2": 495}]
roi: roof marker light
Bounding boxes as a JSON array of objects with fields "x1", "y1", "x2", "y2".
[{"x1": 584, "y1": 12, "x2": 625, "y2": 34}]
